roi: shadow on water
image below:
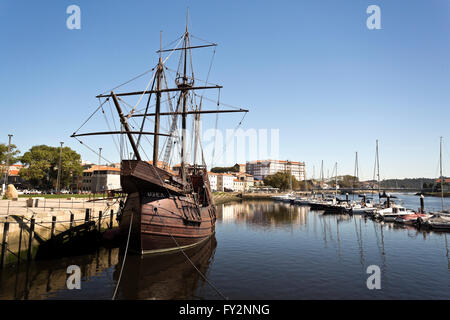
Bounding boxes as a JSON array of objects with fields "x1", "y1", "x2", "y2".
[
  {"x1": 114, "y1": 235, "x2": 217, "y2": 300},
  {"x1": 0, "y1": 234, "x2": 217, "y2": 300},
  {"x1": 0, "y1": 246, "x2": 119, "y2": 300}
]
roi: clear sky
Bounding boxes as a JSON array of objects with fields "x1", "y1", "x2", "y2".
[{"x1": 1, "y1": 0, "x2": 449, "y2": 180}]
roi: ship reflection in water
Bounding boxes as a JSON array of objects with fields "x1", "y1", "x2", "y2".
[
  {"x1": 0, "y1": 195, "x2": 449, "y2": 299},
  {"x1": 113, "y1": 236, "x2": 217, "y2": 300},
  {"x1": 0, "y1": 236, "x2": 217, "y2": 300}
]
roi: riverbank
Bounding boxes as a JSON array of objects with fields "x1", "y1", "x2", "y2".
[
  {"x1": 212, "y1": 192, "x2": 280, "y2": 205},
  {"x1": 418, "y1": 192, "x2": 450, "y2": 198},
  {"x1": 212, "y1": 192, "x2": 241, "y2": 205}
]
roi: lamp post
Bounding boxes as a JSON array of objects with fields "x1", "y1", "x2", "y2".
[
  {"x1": 56, "y1": 142, "x2": 64, "y2": 193},
  {"x1": 95, "y1": 147, "x2": 102, "y2": 194},
  {"x1": 2, "y1": 134, "x2": 13, "y2": 193}
]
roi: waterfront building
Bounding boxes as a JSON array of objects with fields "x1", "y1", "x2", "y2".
[
  {"x1": 81, "y1": 165, "x2": 121, "y2": 193},
  {"x1": 208, "y1": 172, "x2": 218, "y2": 192},
  {"x1": 233, "y1": 179, "x2": 245, "y2": 192},
  {"x1": 217, "y1": 173, "x2": 235, "y2": 192},
  {"x1": 246, "y1": 160, "x2": 305, "y2": 181}
]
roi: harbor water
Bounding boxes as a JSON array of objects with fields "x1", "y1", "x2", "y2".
[{"x1": 0, "y1": 193, "x2": 449, "y2": 300}]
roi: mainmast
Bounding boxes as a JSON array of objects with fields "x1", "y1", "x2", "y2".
[
  {"x1": 180, "y1": 10, "x2": 190, "y2": 185},
  {"x1": 153, "y1": 32, "x2": 163, "y2": 166}
]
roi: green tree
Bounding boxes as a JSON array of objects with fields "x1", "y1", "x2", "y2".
[
  {"x1": 264, "y1": 171, "x2": 299, "y2": 191},
  {"x1": 0, "y1": 143, "x2": 20, "y2": 165},
  {"x1": 211, "y1": 164, "x2": 240, "y2": 173},
  {"x1": 20, "y1": 145, "x2": 82, "y2": 190}
]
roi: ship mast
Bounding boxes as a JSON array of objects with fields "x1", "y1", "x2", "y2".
[
  {"x1": 75, "y1": 11, "x2": 249, "y2": 183},
  {"x1": 153, "y1": 32, "x2": 163, "y2": 166},
  {"x1": 180, "y1": 12, "x2": 189, "y2": 185}
]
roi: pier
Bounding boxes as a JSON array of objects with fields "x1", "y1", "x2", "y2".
[{"x1": 0, "y1": 198, "x2": 120, "y2": 267}]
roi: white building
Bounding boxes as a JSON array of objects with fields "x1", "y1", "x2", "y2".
[
  {"x1": 246, "y1": 160, "x2": 305, "y2": 181},
  {"x1": 208, "y1": 172, "x2": 218, "y2": 192},
  {"x1": 233, "y1": 179, "x2": 245, "y2": 192},
  {"x1": 217, "y1": 173, "x2": 235, "y2": 192},
  {"x1": 82, "y1": 166, "x2": 121, "y2": 193}
]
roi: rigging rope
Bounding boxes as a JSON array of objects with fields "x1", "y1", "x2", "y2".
[
  {"x1": 112, "y1": 210, "x2": 133, "y2": 300},
  {"x1": 73, "y1": 99, "x2": 109, "y2": 135},
  {"x1": 100, "y1": 67, "x2": 155, "y2": 95},
  {"x1": 155, "y1": 209, "x2": 227, "y2": 300},
  {"x1": 74, "y1": 137, "x2": 113, "y2": 164}
]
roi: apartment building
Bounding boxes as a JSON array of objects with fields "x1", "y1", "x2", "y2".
[{"x1": 246, "y1": 160, "x2": 305, "y2": 181}]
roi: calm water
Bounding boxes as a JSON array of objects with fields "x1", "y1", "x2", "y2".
[{"x1": 0, "y1": 193, "x2": 449, "y2": 300}]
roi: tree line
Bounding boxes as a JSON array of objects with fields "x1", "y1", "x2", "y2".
[{"x1": 0, "y1": 143, "x2": 83, "y2": 190}]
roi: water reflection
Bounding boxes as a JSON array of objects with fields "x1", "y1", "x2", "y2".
[
  {"x1": 114, "y1": 235, "x2": 217, "y2": 300},
  {"x1": 218, "y1": 201, "x2": 308, "y2": 228},
  {"x1": 0, "y1": 247, "x2": 119, "y2": 300},
  {"x1": 1, "y1": 194, "x2": 450, "y2": 299}
]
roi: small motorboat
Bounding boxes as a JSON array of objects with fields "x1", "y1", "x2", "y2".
[
  {"x1": 272, "y1": 193, "x2": 295, "y2": 202},
  {"x1": 375, "y1": 204, "x2": 413, "y2": 222},
  {"x1": 350, "y1": 200, "x2": 377, "y2": 215},
  {"x1": 394, "y1": 212, "x2": 431, "y2": 225}
]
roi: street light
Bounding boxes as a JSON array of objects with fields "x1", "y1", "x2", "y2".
[
  {"x1": 2, "y1": 134, "x2": 13, "y2": 193},
  {"x1": 56, "y1": 142, "x2": 64, "y2": 193}
]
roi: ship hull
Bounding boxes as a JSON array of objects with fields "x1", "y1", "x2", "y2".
[{"x1": 119, "y1": 192, "x2": 216, "y2": 254}]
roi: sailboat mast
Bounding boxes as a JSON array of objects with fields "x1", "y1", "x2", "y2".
[
  {"x1": 321, "y1": 160, "x2": 324, "y2": 187},
  {"x1": 353, "y1": 151, "x2": 358, "y2": 200},
  {"x1": 335, "y1": 162, "x2": 338, "y2": 198},
  {"x1": 376, "y1": 140, "x2": 380, "y2": 203},
  {"x1": 440, "y1": 136, "x2": 444, "y2": 212},
  {"x1": 153, "y1": 32, "x2": 163, "y2": 166}
]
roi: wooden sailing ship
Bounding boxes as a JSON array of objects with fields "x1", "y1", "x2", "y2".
[{"x1": 72, "y1": 14, "x2": 248, "y2": 254}]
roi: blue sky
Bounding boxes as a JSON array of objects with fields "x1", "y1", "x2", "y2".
[{"x1": 1, "y1": 0, "x2": 449, "y2": 180}]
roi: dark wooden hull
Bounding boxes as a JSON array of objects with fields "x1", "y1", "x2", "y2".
[
  {"x1": 120, "y1": 192, "x2": 216, "y2": 254},
  {"x1": 118, "y1": 160, "x2": 216, "y2": 254}
]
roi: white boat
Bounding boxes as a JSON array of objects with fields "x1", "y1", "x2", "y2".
[
  {"x1": 375, "y1": 204, "x2": 413, "y2": 222},
  {"x1": 350, "y1": 200, "x2": 377, "y2": 215},
  {"x1": 272, "y1": 193, "x2": 295, "y2": 202}
]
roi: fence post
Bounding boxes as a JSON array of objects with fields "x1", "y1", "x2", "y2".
[
  {"x1": 51, "y1": 216, "x2": 56, "y2": 238},
  {"x1": 27, "y1": 218, "x2": 35, "y2": 261},
  {"x1": 109, "y1": 210, "x2": 114, "y2": 229},
  {"x1": 1, "y1": 221, "x2": 10, "y2": 268},
  {"x1": 85, "y1": 209, "x2": 90, "y2": 223},
  {"x1": 98, "y1": 211, "x2": 102, "y2": 232},
  {"x1": 69, "y1": 213, "x2": 74, "y2": 240},
  {"x1": 17, "y1": 224, "x2": 23, "y2": 265}
]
